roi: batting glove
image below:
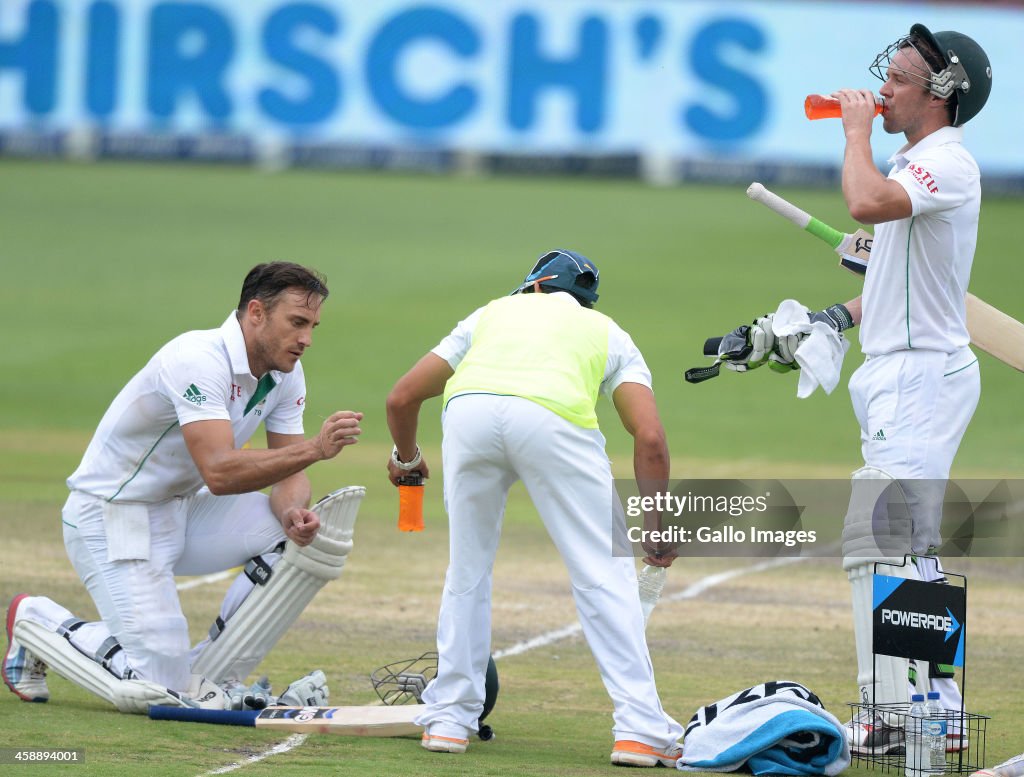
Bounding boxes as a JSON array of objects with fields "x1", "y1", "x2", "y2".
[
  {"x1": 769, "y1": 334, "x2": 802, "y2": 373},
  {"x1": 277, "y1": 669, "x2": 329, "y2": 707},
  {"x1": 721, "y1": 315, "x2": 774, "y2": 373},
  {"x1": 809, "y1": 303, "x2": 855, "y2": 332}
]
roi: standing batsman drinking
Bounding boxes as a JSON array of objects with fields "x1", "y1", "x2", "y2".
[{"x1": 716, "y1": 23, "x2": 992, "y2": 754}]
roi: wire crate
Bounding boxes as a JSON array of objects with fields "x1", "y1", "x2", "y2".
[{"x1": 847, "y1": 701, "x2": 988, "y2": 774}]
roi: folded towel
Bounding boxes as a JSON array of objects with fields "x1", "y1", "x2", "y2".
[
  {"x1": 677, "y1": 680, "x2": 851, "y2": 776},
  {"x1": 771, "y1": 300, "x2": 850, "y2": 398}
]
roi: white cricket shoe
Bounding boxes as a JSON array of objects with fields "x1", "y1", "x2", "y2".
[
  {"x1": 3, "y1": 594, "x2": 49, "y2": 702},
  {"x1": 611, "y1": 739, "x2": 683, "y2": 767},
  {"x1": 421, "y1": 732, "x2": 468, "y2": 754},
  {"x1": 845, "y1": 710, "x2": 905, "y2": 756}
]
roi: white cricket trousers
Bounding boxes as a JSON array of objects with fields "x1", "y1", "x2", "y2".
[
  {"x1": 849, "y1": 347, "x2": 980, "y2": 551},
  {"x1": 416, "y1": 394, "x2": 683, "y2": 749},
  {"x1": 56, "y1": 489, "x2": 286, "y2": 691}
]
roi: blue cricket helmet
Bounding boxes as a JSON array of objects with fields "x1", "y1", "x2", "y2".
[{"x1": 511, "y1": 249, "x2": 600, "y2": 306}]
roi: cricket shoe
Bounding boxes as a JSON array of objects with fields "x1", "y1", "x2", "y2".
[
  {"x1": 421, "y1": 732, "x2": 468, "y2": 754},
  {"x1": 971, "y1": 752, "x2": 1024, "y2": 777},
  {"x1": 946, "y1": 731, "x2": 969, "y2": 753},
  {"x1": 610, "y1": 740, "x2": 682, "y2": 767},
  {"x1": 3, "y1": 594, "x2": 49, "y2": 702},
  {"x1": 845, "y1": 711, "x2": 904, "y2": 756}
]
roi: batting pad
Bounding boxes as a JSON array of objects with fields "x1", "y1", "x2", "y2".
[
  {"x1": 190, "y1": 486, "x2": 364, "y2": 685},
  {"x1": 848, "y1": 561, "x2": 911, "y2": 710},
  {"x1": 841, "y1": 466, "x2": 910, "y2": 570},
  {"x1": 13, "y1": 620, "x2": 187, "y2": 714}
]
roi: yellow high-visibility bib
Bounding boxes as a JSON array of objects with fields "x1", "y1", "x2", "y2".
[{"x1": 443, "y1": 294, "x2": 609, "y2": 429}]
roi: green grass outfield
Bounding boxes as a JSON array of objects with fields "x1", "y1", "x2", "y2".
[{"x1": 0, "y1": 159, "x2": 1022, "y2": 776}]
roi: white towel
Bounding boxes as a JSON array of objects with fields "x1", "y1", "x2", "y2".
[
  {"x1": 677, "y1": 680, "x2": 850, "y2": 775},
  {"x1": 771, "y1": 300, "x2": 850, "y2": 398}
]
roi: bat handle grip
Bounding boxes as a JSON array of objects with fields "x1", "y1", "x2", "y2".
[{"x1": 703, "y1": 337, "x2": 723, "y2": 356}]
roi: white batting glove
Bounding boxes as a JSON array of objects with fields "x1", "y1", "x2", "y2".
[
  {"x1": 769, "y1": 302, "x2": 853, "y2": 373},
  {"x1": 722, "y1": 315, "x2": 774, "y2": 373},
  {"x1": 748, "y1": 315, "x2": 776, "y2": 367},
  {"x1": 277, "y1": 669, "x2": 329, "y2": 707},
  {"x1": 223, "y1": 677, "x2": 272, "y2": 710},
  {"x1": 243, "y1": 676, "x2": 273, "y2": 710},
  {"x1": 769, "y1": 332, "x2": 802, "y2": 372}
]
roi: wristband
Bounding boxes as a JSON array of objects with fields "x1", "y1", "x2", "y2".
[{"x1": 391, "y1": 445, "x2": 422, "y2": 471}]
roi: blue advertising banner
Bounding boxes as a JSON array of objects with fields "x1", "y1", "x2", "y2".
[{"x1": 1, "y1": 1, "x2": 1021, "y2": 178}]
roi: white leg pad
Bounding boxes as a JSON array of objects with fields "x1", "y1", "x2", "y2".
[
  {"x1": 847, "y1": 562, "x2": 910, "y2": 710},
  {"x1": 842, "y1": 466, "x2": 913, "y2": 717},
  {"x1": 190, "y1": 486, "x2": 363, "y2": 685},
  {"x1": 13, "y1": 620, "x2": 187, "y2": 713},
  {"x1": 841, "y1": 466, "x2": 911, "y2": 569}
]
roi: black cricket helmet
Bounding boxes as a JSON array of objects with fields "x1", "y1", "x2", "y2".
[
  {"x1": 511, "y1": 249, "x2": 600, "y2": 307},
  {"x1": 870, "y1": 23, "x2": 992, "y2": 126},
  {"x1": 371, "y1": 651, "x2": 499, "y2": 740}
]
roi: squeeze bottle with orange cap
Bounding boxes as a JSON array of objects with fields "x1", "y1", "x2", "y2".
[
  {"x1": 805, "y1": 93, "x2": 885, "y2": 120},
  {"x1": 397, "y1": 471, "x2": 424, "y2": 532}
]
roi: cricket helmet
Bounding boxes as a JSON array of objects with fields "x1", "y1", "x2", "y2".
[
  {"x1": 870, "y1": 23, "x2": 992, "y2": 126},
  {"x1": 511, "y1": 249, "x2": 600, "y2": 307},
  {"x1": 371, "y1": 651, "x2": 500, "y2": 740}
]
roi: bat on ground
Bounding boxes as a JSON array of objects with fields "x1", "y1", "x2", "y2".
[
  {"x1": 745, "y1": 182, "x2": 1024, "y2": 372},
  {"x1": 148, "y1": 703, "x2": 421, "y2": 736}
]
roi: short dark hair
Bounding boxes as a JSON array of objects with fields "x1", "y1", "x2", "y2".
[
  {"x1": 904, "y1": 32, "x2": 958, "y2": 124},
  {"x1": 237, "y1": 262, "x2": 328, "y2": 313}
]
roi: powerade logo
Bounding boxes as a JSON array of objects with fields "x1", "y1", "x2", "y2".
[
  {"x1": 880, "y1": 608, "x2": 959, "y2": 637},
  {"x1": 872, "y1": 574, "x2": 966, "y2": 667}
]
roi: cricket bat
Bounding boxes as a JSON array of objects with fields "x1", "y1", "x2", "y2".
[
  {"x1": 148, "y1": 703, "x2": 421, "y2": 736},
  {"x1": 745, "y1": 182, "x2": 1024, "y2": 372}
]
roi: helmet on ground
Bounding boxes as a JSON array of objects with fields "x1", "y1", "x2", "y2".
[
  {"x1": 511, "y1": 249, "x2": 599, "y2": 307},
  {"x1": 370, "y1": 651, "x2": 499, "y2": 740},
  {"x1": 870, "y1": 23, "x2": 991, "y2": 126}
]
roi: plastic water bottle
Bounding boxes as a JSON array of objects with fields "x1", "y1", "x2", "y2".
[
  {"x1": 638, "y1": 565, "x2": 666, "y2": 626},
  {"x1": 804, "y1": 93, "x2": 885, "y2": 120},
  {"x1": 924, "y1": 692, "x2": 947, "y2": 774},
  {"x1": 905, "y1": 694, "x2": 927, "y2": 777}
]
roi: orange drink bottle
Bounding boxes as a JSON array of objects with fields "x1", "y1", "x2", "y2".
[
  {"x1": 397, "y1": 472, "x2": 424, "y2": 532},
  {"x1": 805, "y1": 93, "x2": 885, "y2": 120}
]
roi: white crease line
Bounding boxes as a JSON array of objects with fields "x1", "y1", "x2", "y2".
[
  {"x1": 203, "y1": 734, "x2": 308, "y2": 775},
  {"x1": 493, "y1": 622, "x2": 582, "y2": 660},
  {"x1": 494, "y1": 555, "x2": 805, "y2": 661},
  {"x1": 196, "y1": 555, "x2": 806, "y2": 775},
  {"x1": 177, "y1": 570, "x2": 235, "y2": 591},
  {"x1": 664, "y1": 555, "x2": 805, "y2": 603}
]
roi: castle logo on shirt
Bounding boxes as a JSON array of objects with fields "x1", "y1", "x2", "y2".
[
  {"x1": 908, "y1": 164, "x2": 939, "y2": 194},
  {"x1": 184, "y1": 383, "x2": 207, "y2": 406}
]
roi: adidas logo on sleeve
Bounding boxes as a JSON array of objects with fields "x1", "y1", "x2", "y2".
[{"x1": 183, "y1": 383, "x2": 207, "y2": 406}]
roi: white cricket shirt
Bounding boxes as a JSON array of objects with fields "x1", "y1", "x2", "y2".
[
  {"x1": 859, "y1": 126, "x2": 980, "y2": 356},
  {"x1": 67, "y1": 313, "x2": 307, "y2": 502}
]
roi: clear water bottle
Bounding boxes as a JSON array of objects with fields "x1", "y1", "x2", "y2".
[
  {"x1": 905, "y1": 694, "x2": 927, "y2": 777},
  {"x1": 924, "y1": 691, "x2": 946, "y2": 773},
  {"x1": 637, "y1": 565, "x2": 666, "y2": 626}
]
